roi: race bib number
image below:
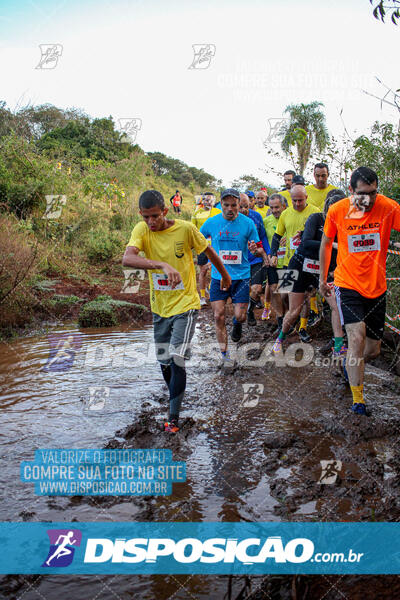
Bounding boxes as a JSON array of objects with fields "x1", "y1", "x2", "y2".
[
  {"x1": 348, "y1": 232, "x2": 380, "y2": 253},
  {"x1": 303, "y1": 258, "x2": 320, "y2": 273},
  {"x1": 290, "y1": 236, "x2": 301, "y2": 250},
  {"x1": 277, "y1": 246, "x2": 286, "y2": 258},
  {"x1": 152, "y1": 273, "x2": 184, "y2": 291},
  {"x1": 219, "y1": 250, "x2": 242, "y2": 265}
]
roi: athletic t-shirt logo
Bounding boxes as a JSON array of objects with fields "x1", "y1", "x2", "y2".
[{"x1": 174, "y1": 241, "x2": 184, "y2": 258}]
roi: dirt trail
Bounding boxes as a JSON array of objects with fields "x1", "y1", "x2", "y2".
[{"x1": 1, "y1": 308, "x2": 400, "y2": 599}]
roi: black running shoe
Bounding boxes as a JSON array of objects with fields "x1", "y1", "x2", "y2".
[
  {"x1": 247, "y1": 310, "x2": 257, "y2": 326},
  {"x1": 307, "y1": 310, "x2": 321, "y2": 328},
  {"x1": 231, "y1": 320, "x2": 242, "y2": 342},
  {"x1": 298, "y1": 328, "x2": 312, "y2": 343}
]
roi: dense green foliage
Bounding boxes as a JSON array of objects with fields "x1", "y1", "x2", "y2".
[
  {"x1": 0, "y1": 101, "x2": 218, "y2": 333},
  {"x1": 370, "y1": 0, "x2": 400, "y2": 24},
  {"x1": 148, "y1": 151, "x2": 220, "y2": 190},
  {"x1": 230, "y1": 174, "x2": 275, "y2": 194},
  {"x1": 0, "y1": 99, "x2": 400, "y2": 335},
  {"x1": 0, "y1": 102, "x2": 220, "y2": 219},
  {"x1": 354, "y1": 122, "x2": 400, "y2": 200}
]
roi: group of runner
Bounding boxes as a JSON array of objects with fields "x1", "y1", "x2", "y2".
[{"x1": 123, "y1": 164, "x2": 400, "y2": 432}]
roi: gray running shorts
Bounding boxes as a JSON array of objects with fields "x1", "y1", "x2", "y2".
[{"x1": 152, "y1": 309, "x2": 198, "y2": 366}]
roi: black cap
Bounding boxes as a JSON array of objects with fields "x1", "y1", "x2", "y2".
[
  {"x1": 292, "y1": 175, "x2": 305, "y2": 186},
  {"x1": 221, "y1": 188, "x2": 240, "y2": 200}
]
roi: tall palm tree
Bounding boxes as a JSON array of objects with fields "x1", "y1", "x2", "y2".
[{"x1": 281, "y1": 101, "x2": 329, "y2": 175}]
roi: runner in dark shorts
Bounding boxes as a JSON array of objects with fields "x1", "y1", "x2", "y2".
[{"x1": 320, "y1": 166, "x2": 400, "y2": 416}]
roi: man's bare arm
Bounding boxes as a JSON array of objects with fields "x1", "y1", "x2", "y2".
[
  {"x1": 204, "y1": 246, "x2": 231, "y2": 290},
  {"x1": 122, "y1": 246, "x2": 182, "y2": 288}
]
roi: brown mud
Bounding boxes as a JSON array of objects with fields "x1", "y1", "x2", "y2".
[
  {"x1": 1, "y1": 266, "x2": 152, "y2": 339},
  {"x1": 1, "y1": 306, "x2": 400, "y2": 599}
]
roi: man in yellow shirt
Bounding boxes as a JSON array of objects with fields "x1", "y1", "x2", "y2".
[
  {"x1": 305, "y1": 162, "x2": 337, "y2": 211},
  {"x1": 191, "y1": 193, "x2": 221, "y2": 306},
  {"x1": 123, "y1": 190, "x2": 230, "y2": 434},
  {"x1": 304, "y1": 163, "x2": 337, "y2": 325},
  {"x1": 269, "y1": 185, "x2": 320, "y2": 345},
  {"x1": 254, "y1": 190, "x2": 269, "y2": 219},
  {"x1": 280, "y1": 169, "x2": 296, "y2": 208},
  {"x1": 263, "y1": 193, "x2": 287, "y2": 324}
]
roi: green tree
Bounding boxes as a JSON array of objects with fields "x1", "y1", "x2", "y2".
[
  {"x1": 230, "y1": 174, "x2": 274, "y2": 194},
  {"x1": 148, "y1": 151, "x2": 217, "y2": 189},
  {"x1": 370, "y1": 0, "x2": 400, "y2": 24},
  {"x1": 281, "y1": 101, "x2": 330, "y2": 175},
  {"x1": 17, "y1": 104, "x2": 88, "y2": 140},
  {"x1": 0, "y1": 101, "x2": 26, "y2": 138},
  {"x1": 38, "y1": 117, "x2": 132, "y2": 162},
  {"x1": 353, "y1": 121, "x2": 400, "y2": 200}
]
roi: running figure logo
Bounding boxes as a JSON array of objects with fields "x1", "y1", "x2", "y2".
[
  {"x1": 118, "y1": 118, "x2": 142, "y2": 143},
  {"x1": 188, "y1": 44, "x2": 216, "y2": 69},
  {"x1": 42, "y1": 332, "x2": 82, "y2": 372},
  {"x1": 277, "y1": 269, "x2": 299, "y2": 293},
  {"x1": 36, "y1": 44, "x2": 63, "y2": 69},
  {"x1": 84, "y1": 386, "x2": 110, "y2": 412},
  {"x1": 318, "y1": 460, "x2": 342, "y2": 485},
  {"x1": 42, "y1": 529, "x2": 82, "y2": 567},
  {"x1": 265, "y1": 118, "x2": 288, "y2": 143},
  {"x1": 42, "y1": 195, "x2": 67, "y2": 220},
  {"x1": 121, "y1": 269, "x2": 145, "y2": 294},
  {"x1": 242, "y1": 383, "x2": 264, "y2": 407}
]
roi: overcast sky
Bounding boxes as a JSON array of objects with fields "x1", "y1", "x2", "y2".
[{"x1": 1, "y1": 0, "x2": 399, "y2": 188}]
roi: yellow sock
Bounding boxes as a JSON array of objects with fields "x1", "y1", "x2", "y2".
[
  {"x1": 200, "y1": 289, "x2": 206, "y2": 298},
  {"x1": 264, "y1": 301, "x2": 271, "y2": 308},
  {"x1": 310, "y1": 297, "x2": 318, "y2": 313},
  {"x1": 351, "y1": 385, "x2": 364, "y2": 404},
  {"x1": 300, "y1": 317, "x2": 307, "y2": 330}
]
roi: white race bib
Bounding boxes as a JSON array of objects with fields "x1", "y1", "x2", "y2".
[
  {"x1": 348, "y1": 232, "x2": 380, "y2": 253},
  {"x1": 303, "y1": 258, "x2": 320, "y2": 274},
  {"x1": 219, "y1": 250, "x2": 242, "y2": 265},
  {"x1": 152, "y1": 273, "x2": 184, "y2": 291},
  {"x1": 277, "y1": 247, "x2": 286, "y2": 258},
  {"x1": 290, "y1": 236, "x2": 301, "y2": 250}
]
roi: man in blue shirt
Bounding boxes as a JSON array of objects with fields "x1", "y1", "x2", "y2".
[
  {"x1": 200, "y1": 188, "x2": 267, "y2": 370},
  {"x1": 246, "y1": 190, "x2": 256, "y2": 210},
  {"x1": 238, "y1": 193, "x2": 270, "y2": 326}
]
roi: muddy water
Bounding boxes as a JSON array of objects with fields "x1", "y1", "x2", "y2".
[{"x1": 1, "y1": 311, "x2": 400, "y2": 599}]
